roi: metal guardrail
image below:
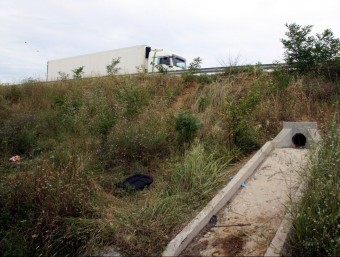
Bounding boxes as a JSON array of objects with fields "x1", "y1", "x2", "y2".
[
  {"x1": 2, "y1": 63, "x2": 287, "y2": 85},
  {"x1": 168, "y1": 63, "x2": 287, "y2": 75}
]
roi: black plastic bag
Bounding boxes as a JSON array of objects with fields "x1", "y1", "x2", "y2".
[{"x1": 116, "y1": 174, "x2": 153, "y2": 191}]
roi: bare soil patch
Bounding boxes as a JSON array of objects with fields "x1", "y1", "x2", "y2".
[{"x1": 171, "y1": 82, "x2": 198, "y2": 111}]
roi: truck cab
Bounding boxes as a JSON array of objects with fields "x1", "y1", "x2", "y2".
[{"x1": 147, "y1": 48, "x2": 186, "y2": 72}]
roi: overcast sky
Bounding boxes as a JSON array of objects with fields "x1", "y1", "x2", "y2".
[{"x1": 1, "y1": 0, "x2": 339, "y2": 83}]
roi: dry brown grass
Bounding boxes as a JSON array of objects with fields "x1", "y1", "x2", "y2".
[{"x1": 0, "y1": 71, "x2": 338, "y2": 256}]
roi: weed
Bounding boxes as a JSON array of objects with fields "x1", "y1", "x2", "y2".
[
  {"x1": 104, "y1": 115, "x2": 169, "y2": 167},
  {"x1": 72, "y1": 66, "x2": 85, "y2": 79},
  {"x1": 182, "y1": 57, "x2": 203, "y2": 82},
  {"x1": 197, "y1": 96, "x2": 209, "y2": 112},
  {"x1": 169, "y1": 143, "x2": 232, "y2": 200},
  {"x1": 0, "y1": 156, "x2": 103, "y2": 256},
  {"x1": 225, "y1": 81, "x2": 262, "y2": 152},
  {"x1": 0, "y1": 70, "x2": 338, "y2": 256},
  {"x1": 0, "y1": 113, "x2": 40, "y2": 156},
  {"x1": 106, "y1": 58, "x2": 121, "y2": 76},
  {"x1": 288, "y1": 120, "x2": 340, "y2": 257},
  {"x1": 175, "y1": 110, "x2": 203, "y2": 146},
  {"x1": 58, "y1": 71, "x2": 69, "y2": 81},
  {"x1": 115, "y1": 85, "x2": 150, "y2": 117}
]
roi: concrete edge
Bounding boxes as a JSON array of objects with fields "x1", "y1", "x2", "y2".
[
  {"x1": 307, "y1": 128, "x2": 322, "y2": 145},
  {"x1": 264, "y1": 181, "x2": 306, "y2": 256},
  {"x1": 279, "y1": 122, "x2": 320, "y2": 148},
  {"x1": 265, "y1": 126, "x2": 321, "y2": 256},
  {"x1": 162, "y1": 141, "x2": 274, "y2": 257},
  {"x1": 272, "y1": 128, "x2": 292, "y2": 148},
  {"x1": 283, "y1": 121, "x2": 317, "y2": 130}
]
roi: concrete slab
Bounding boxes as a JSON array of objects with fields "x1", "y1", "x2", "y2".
[
  {"x1": 181, "y1": 148, "x2": 309, "y2": 256},
  {"x1": 264, "y1": 181, "x2": 306, "y2": 257},
  {"x1": 163, "y1": 122, "x2": 321, "y2": 256},
  {"x1": 162, "y1": 142, "x2": 274, "y2": 256},
  {"x1": 274, "y1": 122, "x2": 321, "y2": 148}
]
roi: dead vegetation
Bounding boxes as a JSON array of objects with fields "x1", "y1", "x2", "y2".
[{"x1": 0, "y1": 69, "x2": 338, "y2": 256}]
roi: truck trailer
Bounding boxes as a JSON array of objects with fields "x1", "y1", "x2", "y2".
[{"x1": 47, "y1": 45, "x2": 186, "y2": 81}]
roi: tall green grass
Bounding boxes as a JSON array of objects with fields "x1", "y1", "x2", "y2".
[
  {"x1": 288, "y1": 120, "x2": 339, "y2": 256},
  {"x1": 170, "y1": 143, "x2": 232, "y2": 199}
]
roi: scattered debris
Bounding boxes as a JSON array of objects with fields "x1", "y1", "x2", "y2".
[
  {"x1": 209, "y1": 215, "x2": 218, "y2": 226},
  {"x1": 230, "y1": 176, "x2": 246, "y2": 187},
  {"x1": 9, "y1": 155, "x2": 20, "y2": 162},
  {"x1": 211, "y1": 223, "x2": 251, "y2": 228}
]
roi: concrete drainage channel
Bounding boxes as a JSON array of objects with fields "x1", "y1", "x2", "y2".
[{"x1": 162, "y1": 122, "x2": 321, "y2": 257}]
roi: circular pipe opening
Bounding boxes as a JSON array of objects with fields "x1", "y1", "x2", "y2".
[{"x1": 292, "y1": 133, "x2": 307, "y2": 148}]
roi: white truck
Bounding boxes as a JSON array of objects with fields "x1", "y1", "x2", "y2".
[{"x1": 47, "y1": 45, "x2": 186, "y2": 81}]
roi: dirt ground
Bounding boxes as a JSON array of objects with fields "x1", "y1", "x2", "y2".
[
  {"x1": 171, "y1": 82, "x2": 198, "y2": 111},
  {"x1": 181, "y1": 148, "x2": 309, "y2": 256}
]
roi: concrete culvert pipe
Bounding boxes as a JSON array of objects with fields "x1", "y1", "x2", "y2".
[{"x1": 292, "y1": 133, "x2": 307, "y2": 148}]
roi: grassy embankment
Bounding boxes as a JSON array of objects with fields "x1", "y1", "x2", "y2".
[
  {"x1": 0, "y1": 68, "x2": 339, "y2": 256},
  {"x1": 287, "y1": 121, "x2": 339, "y2": 257}
]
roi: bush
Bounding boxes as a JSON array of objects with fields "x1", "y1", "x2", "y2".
[
  {"x1": 197, "y1": 96, "x2": 209, "y2": 112},
  {"x1": 0, "y1": 114, "x2": 40, "y2": 156},
  {"x1": 182, "y1": 57, "x2": 202, "y2": 82},
  {"x1": 175, "y1": 110, "x2": 203, "y2": 145},
  {"x1": 114, "y1": 86, "x2": 150, "y2": 117},
  {"x1": 72, "y1": 66, "x2": 85, "y2": 79},
  {"x1": 106, "y1": 58, "x2": 121, "y2": 76},
  {"x1": 225, "y1": 83, "x2": 262, "y2": 153}
]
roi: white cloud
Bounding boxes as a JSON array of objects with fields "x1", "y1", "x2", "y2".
[{"x1": 1, "y1": 0, "x2": 340, "y2": 83}]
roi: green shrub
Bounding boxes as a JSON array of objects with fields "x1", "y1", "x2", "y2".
[
  {"x1": 175, "y1": 110, "x2": 203, "y2": 145},
  {"x1": 72, "y1": 66, "x2": 85, "y2": 79},
  {"x1": 225, "y1": 83, "x2": 262, "y2": 153},
  {"x1": 272, "y1": 70, "x2": 295, "y2": 89},
  {"x1": 95, "y1": 111, "x2": 117, "y2": 136},
  {"x1": 0, "y1": 114, "x2": 39, "y2": 155},
  {"x1": 182, "y1": 57, "x2": 202, "y2": 83},
  {"x1": 106, "y1": 58, "x2": 121, "y2": 76},
  {"x1": 197, "y1": 96, "x2": 209, "y2": 112},
  {"x1": 115, "y1": 86, "x2": 150, "y2": 117},
  {"x1": 197, "y1": 74, "x2": 216, "y2": 85},
  {"x1": 2, "y1": 85, "x2": 24, "y2": 104}
]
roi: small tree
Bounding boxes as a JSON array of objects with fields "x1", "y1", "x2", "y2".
[
  {"x1": 106, "y1": 57, "x2": 121, "y2": 76},
  {"x1": 188, "y1": 57, "x2": 203, "y2": 71},
  {"x1": 58, "y1": 71, "x2": 69, "y2": 81},
  {"x1": 314, "y1": 29, "x2": 340, "y2": 67},
  {"x1": 182, "y1": 57, "x2": 203, "y2": 82},
  {"x1": 72, "y1": 66, "x2": 85, "y2": 79},
  {"x1": 281, "y1": 23, "x2": 340, "y2": 77}
]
